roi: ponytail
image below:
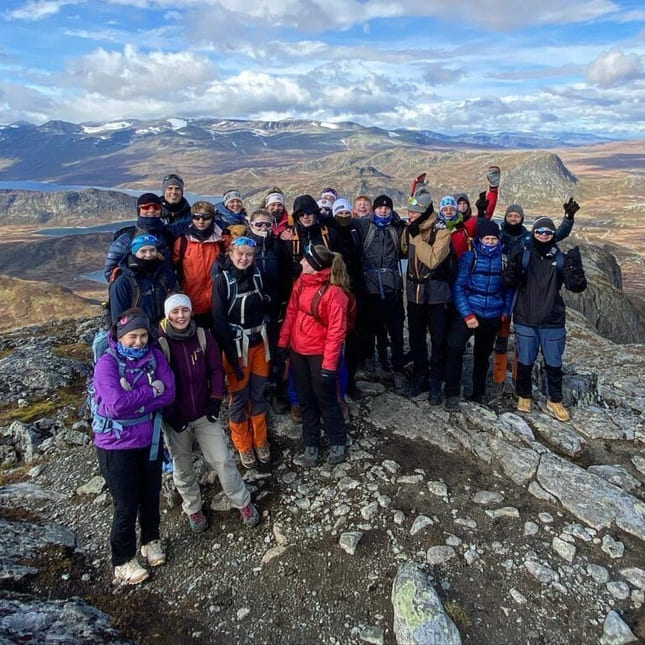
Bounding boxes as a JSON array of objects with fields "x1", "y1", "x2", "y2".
[{"x1": 329, "y1": 252, "x2": 350, "y2": 291}]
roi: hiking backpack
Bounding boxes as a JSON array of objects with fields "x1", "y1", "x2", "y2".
[{"x1": 158, "y1": 327, "x2": 207, "y2": 364}]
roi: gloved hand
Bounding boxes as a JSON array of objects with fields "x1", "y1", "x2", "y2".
[
  {"x1": 487, "y1": 165, "x2": 501, "y2": 188},
  {"x1": 475, "y1": 191, "x2": 489, "y2": 217},
  {"x1": 564, "y1": 245, "x2": 582, "y2": 268},
  {"x1": 234, "y1": 365, "x2": 245, "y2": 381},
  {"x1": 274, "y1": 346, "x2": 287, "y2": 368},
  {"x1": 321, "y1": 369, "x2": 336, "y2": 393},
  {"x1": 563, "y1": 197, "x2": 580, "y2": 219},
  {"x1": 407, "y1": 210, "x2": 431, "y2": 238},
  {"x1": 151, "y1": 380, "x2": 165, "y2": 397},
  {"x1": 207, "y1": 398, "x2": 222, "y2": 422},
  {"x1": 119, "y1": 377, "x2": 132, "y2": 392}
]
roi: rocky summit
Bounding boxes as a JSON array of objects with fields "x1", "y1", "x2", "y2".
[{"x1": 1, "y1": 303, "x2": 645, "y2": 645}]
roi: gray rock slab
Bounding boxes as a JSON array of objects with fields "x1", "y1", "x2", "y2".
[
  {"x1": 588, "y1": 465, "x2": 641, "y2": 494},
  {"x1": 391, "y1": 563, "x2": 461, "y2": 645},
  {"x1": 359, "y1": 625, "x2": 384, "y2": 645},
  {"x1": 426, "y1": 546, "x2": 457, "y2": 566},
  {"x1": 536, "y1": 453, "x2": 645, "y2": 541},
  {"x1": 528, "y1": 481, "x2": 557, "y2": 503},
  {"x1": 600, "y1": 610, "x2": 638, "y2": 645},
  {"x1": 620, "y1": 567, "x2": 645, "y2": 590},
  {"x1": 0, "y1": 592, "x2": 130, "y2": 644},
  {"x1": 410, "y1": 515, "x2": 434, "y2": 536},
  {"x1": 473, "y1": 490, "x2": 504, "y2": 505},
  {"x1": 497, "y1": 412, "x2": 535, "y2": 443},
  {"x1": 488, "y1": 437, "x2": 540, "y2": 487},
  {"x1": 530, "y1": 414, "x2": 587, "y2": 458},
  {"x1": 76, "y1": 475, "x2": 106, "y2": 496}
]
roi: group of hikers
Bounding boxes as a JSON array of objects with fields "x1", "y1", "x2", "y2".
[{"x1": 91, "y1": 168, "x2": 587, "y2": 584}]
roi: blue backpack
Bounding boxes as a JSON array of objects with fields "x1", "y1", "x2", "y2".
[{"x1": 88, "y1": 330, "x2": 162, "y2": 460}]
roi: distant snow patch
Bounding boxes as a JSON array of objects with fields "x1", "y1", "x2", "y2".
[
  {"x1": 135, "y1": 127, "x2": 162, "y2": 135},
  {"x1": 387, "y1": 131, "x2": 400, "y2": 138},
  {"x1": 167, "y1": 118, "x2": 187, "y2": 130},
  {"x1": 82, "y1": 121, "x2": 132, "y2": 134},
  {"x1": 319, "y1": 122, "x2": 340, "y2": 130}
]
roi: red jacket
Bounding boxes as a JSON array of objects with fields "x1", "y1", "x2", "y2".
[
  {"x1": 451, "y1": 187, "x2": 497, "y2": 259},
  {"x1": 278, "y1": 268, "x2": 349, "y2": 371},
  {"x1": 173, "y1": 233, "x2": 224, "y2": 314}
]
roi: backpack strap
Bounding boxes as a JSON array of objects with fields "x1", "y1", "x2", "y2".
[
  {"x1": 321, "y1": 225, "x2": 330, "y2": 249},
  {"x1": 158, "y1": 337, "x2": 170, "y2": 363},
  {"x1": 196, "y1": 326, "x2": 207, "y2": 354},
  {"x1": 310, "y1": 284, "x2": 331, "y2": 324}
]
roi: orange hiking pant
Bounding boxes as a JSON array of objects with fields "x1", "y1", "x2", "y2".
[{"x1": 223, "y1": 343, "x2": 269, "y2": 452}]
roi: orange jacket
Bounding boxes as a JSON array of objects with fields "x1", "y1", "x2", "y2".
[
  {"x1": 173, "y1": 233, "x2": 224, "y2": 314},
  {"x1": 278, "y1": 268, "x2": 348, "y2": 371}
]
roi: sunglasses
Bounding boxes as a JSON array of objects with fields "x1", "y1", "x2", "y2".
[
  {"x1": 300, "y1": 211, "x2": 315, "y2": 217},
  {"x1": 231, "y1": 236, "x2": 257, "y2": 248},
  {"x1": 192, "y1": 214, "x2": 213, "y2": 221},
  {"x1": 251, "y1": 221, "x2": 273, "y2": 228},
  {"x1": 139, "y1": 203, "x2": 162, "y2": 211},
  {"x1": 534, "y1": 228, "x2": 554, "y2": 236}
]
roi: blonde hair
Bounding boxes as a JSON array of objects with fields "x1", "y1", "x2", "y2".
[{"x1": 251, "y1": 208, "x2": 272, "y2": 222}]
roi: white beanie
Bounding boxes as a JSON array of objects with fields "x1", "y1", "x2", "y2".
[
  {"x1": 332, "y1": 198, "x2": 352, "y2": 217},
  {"x1": 164, "y1": 293, "x2": 192, "y2": 318},
  {"x1": 265, "y1": 192, "x2": 284, "y2": 206}
]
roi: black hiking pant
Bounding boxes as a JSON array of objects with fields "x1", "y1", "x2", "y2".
[
  {"x1": 97, "y1": 446, "x2": 162, "y2": 566},
  {"x1": 365, "y1": 292, "x2": 405, "y2": 372},
  {"x1": 289, "y1": 351, "x2": 346, "y2": 448},
  {"x1": 444, "y1": 314, "x2": 500, "y2": 398}
]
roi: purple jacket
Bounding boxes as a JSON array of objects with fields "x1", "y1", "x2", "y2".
[
  {"x1": 93, "y1": 339, "x2": 175, "y2": 450},
  {"x1": 159, "y1": 327, "x2": 225, "y2": 428}
]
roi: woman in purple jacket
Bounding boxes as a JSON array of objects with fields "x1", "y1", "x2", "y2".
[
  {"x1": 93, "y1": 308, "x2": 175, "y2": 585},
  {"x1": 159, "y1": 294, "x2": 259, "y2": 533}
]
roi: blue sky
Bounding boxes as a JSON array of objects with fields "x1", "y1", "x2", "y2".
[{"x1": 1, "y1": 0, "x2": 645, "y2": 136}]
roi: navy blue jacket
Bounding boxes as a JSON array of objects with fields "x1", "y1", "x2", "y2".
[
  {"x1": 453, "y1": 240, "x2": 513, "y2": 320},
  {"x1": 109, "y1": 255, "x2": 177, "y2": 325}
]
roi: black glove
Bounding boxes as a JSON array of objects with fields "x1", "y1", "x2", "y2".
[
  {"x1": 407, "y1": 210, "x2": 431, "y2": 238},
  {"x1": 321, "y1": 369, "x2": 337, "y2": 394},
  {"x1": 564, "y1": 245, "x2": 582, "y2": 269},
  {"x1": 207, "y1": 398, "x2": 222, "y2": 422},
  {"x1": 475, "y1": 191, "x2": 488, "y2": 217},
  {"x1": 563, "y1": 197, "x2": 580, "y2": 220},
  {"x1": 234, "y1": 365, "x2": 245, "y2": 381},
  {"x1": 275, "y1": 346, "x2": 287, "y2": 367},
  {"x1": 169, "y1": 419, "x2": 188, "y2": 433}
]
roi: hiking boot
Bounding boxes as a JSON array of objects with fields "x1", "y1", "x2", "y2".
[
  {"x1": 328, "y1": 444, "x2": 346, "y2": 465},
  {"x1": 239, "y1": 449, "x2": 258, "y2": 469},
  {"x1": 303, "y1": 446, "x2": 319, "y2": 467},
  {"x1": 517, "y1": 396, "x2": 532, "y2": 413},
  {"x1": 255, "y1": 443, "x2": 271, "y2": 464},
  {"x1": 271, "y1": 396, "x2": 290, "y2": 415},
  {"x1": 393, "y1": 371, "x2": 407, "y2": 395},
  {"x1": 445, "y1": 396, "x2": 460, "y2": 411},
  {"x1": 239, "y1": 502, "x2": 260, "y2": 528},
  {"x1": 188, "y1": 510, "x2": 208, "y2": 533},
  {"x1": 546, "y1": 400, "x2": 570, "y2": 422},
  {"x1": 428, "y1": 391, "x2": 443, "y2": 406},
  {"x1": 290, "y1": 404, "x2": 302, "y2": 423},
  {"x1": 114, "y1": 558, "x2": 149, "y2": 585},
  {"x1": 140, "y1": 540, "x2": 165, "y2": 567},
  {"x1": 467, "y1": 393, "x2": 485, "y2": 404},
  {"x1": 408, "y1": 374, "x2": 429, "y2": 397},
  {"x1": 363, "y1": 358, "x2": 378, "y2": 374}
]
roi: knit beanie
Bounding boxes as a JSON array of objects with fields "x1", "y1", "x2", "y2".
[
  {"x1": 532, "y1": 217, "x2": 556, "y2": 233},
  {"x1": 131, "y1": 233, "x2": 158, "y2": 254},
  {"x1": 265, "y1": 192, "x2": 284, "y2": 207},
  {"x1": 223, "y1": 190, "x2": 242, "y2": 207},
  {"x1": 116, "y1": 312, "x2": 150, "y2": 338},
  {"x1": 505, "y1": 204, "x2": 525, "y2": 222},
  {"x1": 373, "y1": 195, "x2": 393, "y2": 210},
  {"x1": 164, "y1": 293, "x2": 192, "y2": 318},
  {"x1": 321, "y1": 188, "x2": 337, "y2": 202},
  {"x1": 161, "y1": 174, "x2": 184, "y2": 192},
  {"x1": 438, "y1": 195, "x2": 458, "y2": 221},
  {"x1": 477, "y1": 219, "x2": 500, "y2": 239},
  {"x1": 137, "y1": 193, "x2": 162, "y2": 208},
  {"x1": 332, "y1": 198, "x2": 353, "y2": 217}
]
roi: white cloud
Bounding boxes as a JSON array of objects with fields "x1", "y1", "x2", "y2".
[
  {"x1": 5, "y1": 0, "x2": 81, "y2": 21},
  {"x1": 586, "y1": 48, "x2": 644, "y2": 87},
  {"x1": 61, "y1": 45, "x2": 217, "y2": 98}
]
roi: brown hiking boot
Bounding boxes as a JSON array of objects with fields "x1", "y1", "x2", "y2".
[
  {"x1": 546, "y1": 400, "x2": 570, "y2": 422},
  {"x1": 239, "y1": 449, "x2": 258, "y2": 469},
  {"x1": 517, "y1": 397, "x2": 532, "y2": 413}
]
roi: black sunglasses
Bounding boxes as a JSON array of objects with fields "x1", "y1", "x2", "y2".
[{"x1": 192, "y1": 214, "x2": 213, "y2": 221}]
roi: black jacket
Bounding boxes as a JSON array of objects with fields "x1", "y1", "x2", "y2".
[{"x1": 503, "y1": 244, "x2": 587, "y2": 327}]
